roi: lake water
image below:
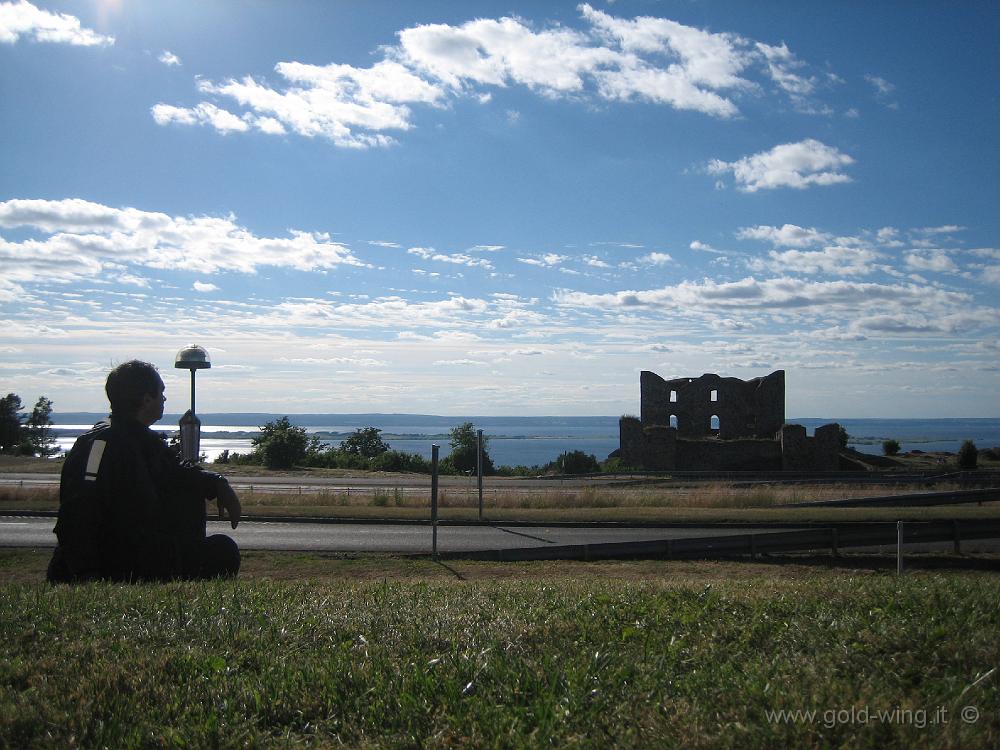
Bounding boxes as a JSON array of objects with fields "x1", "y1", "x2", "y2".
[{"x1": 51, "y1": 417, "x2": 1000, "y2": 466}]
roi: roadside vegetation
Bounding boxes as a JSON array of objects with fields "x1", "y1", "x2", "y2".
[
  {"x1": 222, "y1": 418, "x2": 620, "y2": 477},
  {"x1": 1, "y1": 558, "x2": 997, "y2": 748},
  {"x1": 5, "y1": 476, "x2": 1000, "y2": 527}
]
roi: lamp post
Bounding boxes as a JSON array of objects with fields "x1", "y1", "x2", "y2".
[{"x1": 174, "y1": 344, "x2": 211, "y2": 463}]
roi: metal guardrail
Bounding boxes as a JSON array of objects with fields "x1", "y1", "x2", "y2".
[
  {"x1": 446, "y1": 519, "x2": 1000, "y2": 562},
  {"x1": 782, "y1": 487, "x2": 1000, "y2": 508}
]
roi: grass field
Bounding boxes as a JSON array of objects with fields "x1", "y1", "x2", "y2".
[
  {"x1": 1, "y1": 550, "x2": 998, "y2": 748},
  {"x1": 4, "y1": 480, "x2": 1000, "y2": 526}
]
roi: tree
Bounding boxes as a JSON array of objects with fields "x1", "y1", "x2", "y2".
[
  {"x1": 25, "y1": 396, "x2": 57, "y2": 457},
  {"x1": 837, "y1": 426, "x2": 849, "y2": 450},
  {"x1": 882, "y1": 439, "x2": 901, "y2": 457},
  {"x1": 958, "y1": 440, "x2": 978, "y2": 470},
  {"x1": 339, "y1": 427, "x2": 391, "y2": 458},
  {"x1": 553, "y1": 450, "x2": 601, "y2": 475},
  {"x1": 446, "y1": 422, "x2": 494, "y2": 474},
  {"x1": 0, "y1": 393, "x2": 22, "y2": 453},
  {"x1": 0, "y1": 393, "x2": 58, "y2": 456},
  {"x1": 252, "y1": 416, "x2": 320, "y2": 469}
]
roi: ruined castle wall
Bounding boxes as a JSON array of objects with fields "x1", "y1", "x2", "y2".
[
  {"x1": 622, "y1": 369, "x2": 838, "y2": 472},
  {"x1": 618, "y1": 416, "x2": 645, "y2": 467},
  {"x1": 676, "y1": 439, "x2": 782, "y2": 471},
  {"x1": 640, "y1": 370, "x2": 784, "y2": 440},
  {"x1": 781, "y1": 423, "x2": 842, "y2": 471}
]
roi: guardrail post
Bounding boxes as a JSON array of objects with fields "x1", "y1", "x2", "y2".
[
  {"x1": 431, "y1": 444, "x2": 439, "y2": 560},
  {"x1": 897, "y1": 521, "x2": 904, "y2": 575},
  {"x1": 953, "y1": 520, "x2": 961, "y2": 555},
  {"x1": 477, "y1": 429, "x2": 484, "y2": 521}
]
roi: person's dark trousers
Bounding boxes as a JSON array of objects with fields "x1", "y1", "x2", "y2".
[{"x1": 165, "y1": 490, "x2": 240, "y2": 580}]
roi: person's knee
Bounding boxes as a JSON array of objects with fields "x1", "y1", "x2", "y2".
[{"x1": 202, "y1": 534, "x2": 240, "y2": 578}]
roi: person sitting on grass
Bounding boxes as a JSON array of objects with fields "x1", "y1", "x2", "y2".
[{"x1": 47, "y1": 360, "x2": 241, "y2": 583}]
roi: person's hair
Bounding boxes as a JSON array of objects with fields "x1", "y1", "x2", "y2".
[{"x1": 105, "y1": 360, "x2": 162, "y2": 415}]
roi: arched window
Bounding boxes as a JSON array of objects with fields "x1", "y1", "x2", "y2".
[
  {"x1": 710, "y1": 414, "x2": 720, "y2": 431},
  {"x1": 669, "y1": 414, "x2": 678, "y2": 429}
]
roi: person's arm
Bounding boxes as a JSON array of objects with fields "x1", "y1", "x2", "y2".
[
  {"x1": 143, "y1": 428, "x2": 240, "y2": 527},
  {"x1": 212, "y1": 475, "x2": 241, "y2": 529}
]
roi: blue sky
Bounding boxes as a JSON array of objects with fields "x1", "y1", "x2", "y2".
[{"x1": 1, "y1": 0, "x2": 998, "y2": 418}]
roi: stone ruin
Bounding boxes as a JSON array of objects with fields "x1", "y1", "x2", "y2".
[{"x1": 612, "y1": 370, "x2": 842, "y2": 471}]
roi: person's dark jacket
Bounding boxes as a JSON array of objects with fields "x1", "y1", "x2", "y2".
[{"x1": 54, "y1": 417, "x2": 222, "y2": 581}]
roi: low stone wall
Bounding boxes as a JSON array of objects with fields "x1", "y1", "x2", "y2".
[
  {"x1": 676, "y1": 437, "x2": 782, "y2": 471},
  {"x1": 617, "y1": 417, "x2": 841, "y2": 472}
]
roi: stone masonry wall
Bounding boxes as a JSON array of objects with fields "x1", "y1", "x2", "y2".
[{"x1": 640, "y1": 370, "x2": 785, "y2": 440}]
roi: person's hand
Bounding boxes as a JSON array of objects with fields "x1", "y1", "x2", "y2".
[{"x1": 215, "y1": 477, "x2": 242, "y2": 529}]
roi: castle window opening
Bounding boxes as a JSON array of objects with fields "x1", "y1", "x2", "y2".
[
  {"x1": 669, "y1": 414, "x2": 678, "y2": 428},
  {"x1": 670, "y1": 390, "x2": 677, "y2": 403},
  {"x1": 710, "y1": 414, "x2": 720, "y2": 431},
  {"x1": 710, "y1": 389, "x2": 718, "y2": 402}
]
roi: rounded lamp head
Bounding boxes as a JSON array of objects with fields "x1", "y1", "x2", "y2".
[{"x1": 174, "y1": 344, "x2": 211, "y2": 370}]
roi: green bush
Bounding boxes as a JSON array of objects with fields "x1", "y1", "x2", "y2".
[
  {"x1": 882, "y1": 439, "x2": 901, "y2": 456},
  {"x1": 370, "y1": 450, "x2": 430, "y2": 473},
  {"x1": 446, "y1": 422, "x2": 495, "y2": 474},
  {"x1": 958, "y1": 439, "x2": 978, "y2": 469},
  {"x1": 553, "y1": 450, "x2": 601, "y2": 475},
  {"x1": 252, "y1": 417, "x2": 323, "y2": 469},
  {"x1": 600, "y1": 457, "x2": 633, "y2": 473},
  {"x1": 338, "y1": 427, "x2": 391, "y2": 458}
]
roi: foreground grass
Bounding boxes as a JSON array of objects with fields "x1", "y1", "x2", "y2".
[{"x1": 1, "y1": 553, "x2": 997, "y2": 748}]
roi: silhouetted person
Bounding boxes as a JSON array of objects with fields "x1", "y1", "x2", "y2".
[{"x1": 47, "y1": 360, "x2": 241, "y2": 582}]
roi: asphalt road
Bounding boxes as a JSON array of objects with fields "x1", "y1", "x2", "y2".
[{"x1": 3, "y1": 516, "x2": 775, "y2": 554}]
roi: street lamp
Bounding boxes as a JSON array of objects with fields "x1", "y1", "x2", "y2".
[{"x1": 174, "y1": 344, "x2": 211, "y2": 462}]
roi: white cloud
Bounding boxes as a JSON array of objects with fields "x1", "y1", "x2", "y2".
[
  {"x1": 865, "y1": 74, "x2": 894, "y2": 96},
  {"x1": 553, "y1": 276, "x2": 972, "y2": 319},
  {"x1": 0, "y1": 198, "x2": 367, "y2": 297},
  {"x1": 904, "y1": 250, "x2": 959, "y2": 274},
  {"x1": 876, "y1": 227, "x2": 902, "y2": 246},
  {"x1": 193, "y1": 281, "x2": 219, "y2": 293},
  {"x1": 397, "y1": 13, "x2": 618, "y2": 96},
  {"x1": 864, "y1": 74, "x2": 898, "y2": 109},
  {"x1": 155, "y1": 59, "x2": 443, "y2": 148},
  {"x1": 638, "y1": 252, "x2": 673, "y2": 265},
  {"x1": 407, "y1": 246, "x2": 494, "y2": 270},
  {"x1": 755, "y1": 41, "x2": 815, "y2": 97},
  {"x1": 151, "y1": 102, "x2": 250, "y2": 134},
  {"x1": 153, "y1": 5, "x2": 834, "y2": 147},
  {"x1": 708, "y1": 139, "x2": 854, "y2": 192},
  {"x1": 750, "y1": 246, "x2": 882, "y2": 276},
  {"x1": 711, "y1": 318, "x2": 753, "y2": 331},
  {"x1": 517, "y1": 253, "x2": 566, "y2": 267},
  {"x1": 0, "y1": 1, "x2": 114, "y2": 46},
  {"x1": 159, "y1": 50, "x2": 181, "y2": 66},
  {"x1": 736, "y1": 224, "x2": 829, "y2": 248},
  {"x1": 433, "y1": 359, "x2": 486, "y2": 367},
  {"x1": 981, "y1": 266, "x2": 1000, "y2": 285},
  {"x1": 278, "y1": 356, "x2": 387, "y2": 368},
  {"x1": 689, "y1": 240, "x2": 723, "y2": 254},
  {"x1": 917, "y1": 225, "x2": 965, "y2": 235}
]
